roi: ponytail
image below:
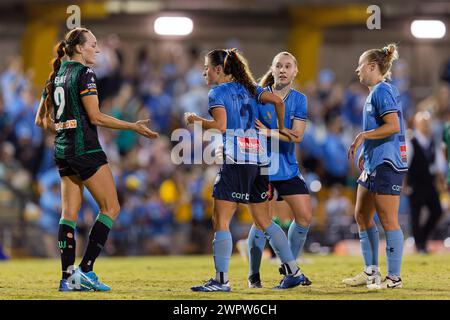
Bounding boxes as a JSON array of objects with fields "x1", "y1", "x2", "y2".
[
  {"x1": 365, "y1": 43, "x2": 399, "y2": 80},
  {"x1": 207, "y1": 48, "x2": 257, "y2": 96},
  {"x1": 43, "y1": 41, "x2": 66, "y2": 118},
  {"x1": 43, "y1": 27, "x2": 90, "y2": 118},
  {"x1": 381, "y1": 43, "x2": 399, "y2": 80},
  {"x1": 259, "y1": 69, "x2": 275, "y2": 88}
]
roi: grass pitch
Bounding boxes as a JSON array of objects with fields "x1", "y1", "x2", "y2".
[{"x1": 0, "y1": 253, "x2": 449, "y2": 300}]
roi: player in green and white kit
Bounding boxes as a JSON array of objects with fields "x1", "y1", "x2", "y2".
[{"x1": 35, "y1": 27, "x2": 159, "y2": 291}]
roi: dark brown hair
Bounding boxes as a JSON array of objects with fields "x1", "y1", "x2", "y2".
[
  {"x1": 259, "y1": 51, "x2": 298, "y2": 88},
  {"x1": 206, "y1": 48, "x2": 257, "y2": 96},
  {"x1": 43, "y1": 27, "x2": 90, "y2": 117},
  {"x1": 364, "y1": 43, "x2": 399, "y2": 80}
]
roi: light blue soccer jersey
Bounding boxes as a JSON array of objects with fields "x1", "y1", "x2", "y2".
[
  {"x1": 258, "y1": 87, "x2": 308, "y2": 181},
  {"x1": 208, "y1": 82, "x2": 268, "y2": 165},
  {"x1": 362, "y1": 81, "x2": 408, "y2": 174}
]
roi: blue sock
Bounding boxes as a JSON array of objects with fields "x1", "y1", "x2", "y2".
[
  {"x1": 287, "y1": 222, "x2": 309, "y2": 259},
  {"x1": 213, "y1": 231, "x2": 232, "y2": 283},
  {"x1": 367, "y1": 226, "x2": 379, "y2": 267},
  {"x1": 264, "y1": 222, "x2": 297, "y2": 273},
  {"x1": 385, "y1": 229, "x2": 404, "y2": 277},
  {"x1": 247, "y1": 225, "x2": 266, "y2": 277},
  {"x1": 359, "y1": 229, "x2": 373, "y2": 272}
]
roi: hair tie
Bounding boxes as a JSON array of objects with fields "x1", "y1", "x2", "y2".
[{"x1": 223, "y1": 48, "x2": 237, "y2": 69}]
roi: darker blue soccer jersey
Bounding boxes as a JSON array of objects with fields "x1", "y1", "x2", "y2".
[
  {"x1": 208, "y1": 82, "x2": 268, "y2": 165},
  {"x1": 257, "y1": 87, "x2": 308, "y2": 181},
  {"x1": 362, "y1": 81, "x2": 408, "y2": 174}
]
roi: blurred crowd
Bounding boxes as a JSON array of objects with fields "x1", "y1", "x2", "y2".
[{"x1": 0, "y1": 36, "x2": 449, "y2": 258}]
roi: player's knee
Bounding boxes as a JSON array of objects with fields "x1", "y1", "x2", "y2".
[
  {"x1": 295, "y1": 212, "x2": 312, "y2": 226},
  {"x1": 377, "y1": 213, "x2": 399, "y2": 230},
  {"x1": 61, "y1": 211, "x2": 78, "y2": 222},
  {"x1": 253, "y1": 215, "x2": 272, "y2": 230},
  {"x1": 101, "y1": 203, "x2": 120, "y2": 220},
  {"x1": 354, "y1": 211, "x2": 369, "y2": 228},
  {"x1": 214, "y1": 217, "x2": 230, "y2": 231}
]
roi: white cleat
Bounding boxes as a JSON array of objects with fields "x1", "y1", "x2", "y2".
[
  {"x1": 342, "y1": 271, "x2": 376, "y2": 287},
  {"x1": 368, "y1": 276, "x2": 403, "y2": 290},
  {"x1": 366, "y1": 271, "x2": 382, "y2": 289}
]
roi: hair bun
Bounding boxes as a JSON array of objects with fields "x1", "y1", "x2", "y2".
[
  {"x1": 381, "y1": 43, "x2": 399, "y2": 64},
  {"x1": 383, "y1": 44, "x2": 396, "y2": 57}
]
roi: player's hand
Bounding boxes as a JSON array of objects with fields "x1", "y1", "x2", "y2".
[
  {"x1": 215, "y1": 145, "x2": 224, "y2": 163},
  {"x1": 348, "y1": 132, "x2": 365, "y2": 161},
  {"x1": 255, "y1": 119, "x2": 270, "y2": 137},
  {"x1": 279, "y1": 127, "x2": 299, "y2": 141},
  {"x1": 358, "y1": 152, "x2": 365, "y2": 171},
  {"x1": 134, "y1": 119, "x2": 159, "y2": 139},
  {"x1": 184, "y1": 112, "x2": 198, "y2": 125},
  {"x1": 43, "y1": 115, "x2": 56, "y2": 133}
]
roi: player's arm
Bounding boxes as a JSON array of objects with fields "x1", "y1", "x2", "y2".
[
  {"x1": 35, "y1": 96, "x2": 46, "y2": 128},
  {"x1": 255, "y1": 118, "x2": 305, "y2": 143},
  {"x1": 361, "y1": 112, "x2": 400, "y2": 140},
  {"x1": 82, "y1": 95, "x2": 158, "y2": 139},
  {"x1": 35, "y1": 96, "x2": 56, "y2": 133},
  {"x1": 348, "y1": 112, "x2": 400, "y2": 160},
  {"x1": 185, "y1": 108, "x2": 227, "y2": 133},
  {"x1": 259, "y1": 91, "x2": 299, "y2": 141},
  {"x1": 259, "y1": 91, "x2": 285, "y2": 131}
]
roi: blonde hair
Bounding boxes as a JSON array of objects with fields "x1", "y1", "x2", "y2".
[{"x1": 364, "y1": 43, "x2": 399, "y2": 80}]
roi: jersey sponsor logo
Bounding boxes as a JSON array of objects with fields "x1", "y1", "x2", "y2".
[
  {"x1": 55, "y1": 119, "x2": 77, "y2": 131},
  {"x1": 237, "y1": 137, "x2": 263, "y2": 155},
  {"x1": 392, "y1": 184, "x2": 402, "y2": 192},
  {"x1": 86, "y1": 68, "x2": 94, "y2": 74},
  {"x1": 400, "y1": 144, "x2": 407, "y2": 163},
  {"x1": 231, "y1": 192, "x2": 249, "y2": 201}
]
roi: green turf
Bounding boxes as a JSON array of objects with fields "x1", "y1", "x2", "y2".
[{"x1": 0, "y1": 254, "x2": 449, "y2": 300}]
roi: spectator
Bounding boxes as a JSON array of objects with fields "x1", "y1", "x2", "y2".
[
  {"x1": 321, "y1": 116, "x2": 349, "y2": 186},
  {"x1": 406, "y1": 111, "x2": 447, "y2": 253}
]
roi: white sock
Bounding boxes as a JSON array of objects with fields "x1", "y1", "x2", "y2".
[{"x1": 365, "y1": 265, "x2": 378, "y2": 274}]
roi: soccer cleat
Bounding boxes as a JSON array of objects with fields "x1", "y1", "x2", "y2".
[
  {"x1": 366, "y1": 271, "x2": 382, "y2": 288},
  {"x1": 248, "y1": 273, "x2": 262, "y2": 288},
  {"x1": 368, "y1": 276, "x2": 403, "y2": 290},
  {"x1": 342, "y1": 271, "x2": 380, "y2": 287},
  {"x1": 191, "y1": 279, "x2": 231, "y2": 292},
  {"x1": 273, "y1": 269, "x2": 312, "y2": 289},
  {"x1": 58, "y1": 279, "x2": 73, "y2": 292},
  {"x1": 72, "y1": 268, "x2": 111, "y2": 291}
]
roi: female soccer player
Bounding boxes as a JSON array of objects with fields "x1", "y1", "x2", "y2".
[
  {"x1": 343, "y1": 43, "x2": 407, "y2": 289},
  {"x1": 185, "y1": 48, "x2": 311, "y2": 292},
  {"x1": 35, "y1": 27, "x2": 158, "y2": 292},
  {"x1": 246, "y1": 51, "x2": 312, "y2": 288}
]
